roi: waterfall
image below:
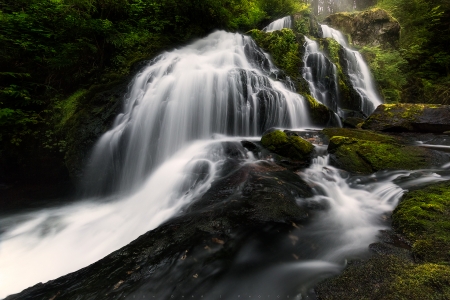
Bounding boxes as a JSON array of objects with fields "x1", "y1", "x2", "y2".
[
  {"x1": 321, "y1": 24, "x2": 382, "y2": 116},
  {"x1": 83, "y1": 30, "x2": 309, "y2": 196},
  {"x1": 263, "y1": 16, "x2": 292, "y2": 32},
  {"x1": 302, "y1": 37, "x2": 340, "y2": 114},
  {"x1": 0, "y1": 30, "x2": 310, "y2": 298}
]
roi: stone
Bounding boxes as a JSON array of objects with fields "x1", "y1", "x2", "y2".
[
  {"x1": 260, "y1": 130, "x2": 314, "y2": 161},
  {"x1": 323, "y1": 8, "x2": 400, "y2": 50},
  {"x1": 325, "y1": 131, "x2": 449, "y2": 174},
  {"x1": 362, "y1": 103, "x2": 450, "y2": 133}
]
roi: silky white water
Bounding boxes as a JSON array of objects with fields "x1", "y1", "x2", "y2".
[
  {"x1": 263, "y1": 16, "x2": 292, "y2": 32},
  {"x1": 196, "y1": 152, "x2": 450, "y2": 299},
  {"x1": 321, "y1": 25, "x2": 382, "y2": 116},
  {"x1": 0, "y1": 30, "x2": 309, "y2": 298},
  {"x1": 302, "y1": 37, "x2": 340, "y2": 114}
]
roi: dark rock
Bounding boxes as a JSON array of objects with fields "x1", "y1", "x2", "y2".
[
  {"x1": 261, "y1": 130, "x2": 314, "y2": 161},
  {"x1": 5, "y1": 160, "x2": 315, "y2": 299},
  {"x1": 323, "y1": 8, "x2": 401, "y2": 50},
  {"x1": 362, "y1": 103, "x2": 450, "y2": 133},
  {"x1": 324, "y1": 128, "x2": 449, "y2": 174},
  {"x1": 343, "y1": 117, "x2": 365, "y2": 128}
]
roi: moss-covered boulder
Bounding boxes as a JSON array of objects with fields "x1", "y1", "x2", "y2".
[
  {"x1": 261, "y1": 130, "x2": 314, "y2": 161},
  {"x1": 362, "y1": 103, "x2": 450, "y2": 133},
  {"x1": 316, "y1": 181, "x2": 450, "y2": 299},
  {"x1": 322, "y1": 128, "x2": 397, "y2": 143},
  {"x1": 316, "y1": 252, "x2": 450, "y2": 300},
  {"x1": 393, "y1": 181, "x2": 450, "y2": 263},
  {"x1": 323, "y1": 8, "x2": 400, "y2": 50},
  {"x1": 325, "y1": 129, "x2": 449, "y2": 173}
]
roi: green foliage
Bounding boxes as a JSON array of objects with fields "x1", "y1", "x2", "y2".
[
  {"x1": 0, "y1": 0, "x2": 303, "y2": 154},
  {"x1": 249, "y1": 28, "x2": 301, "y2": 77},
  {"x1": 361, "y1": 46, "x2": 407, "y2": 103},
  {"x1": 374, "y1": 0, "x2": 450, "y2": 103}
]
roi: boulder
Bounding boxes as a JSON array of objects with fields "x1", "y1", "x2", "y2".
[
  {"x1": 261, "y1": 130, "x2": 314, "y2": 161},
  {"x1": 323, "y1": 8, "x2": 400, "y2": 50},
  {"x1": 362, "y1": 104, "x2": 450, "y2": 133},
  {"x1": 316, "y1": 181, "x2": 450, "y2": 300},
  {"x1": 324, "y1": 129, "x2": 449, "y2": 174},
  {"x1": 5, "y1": 159, "x2": 316, "y2": 299}
]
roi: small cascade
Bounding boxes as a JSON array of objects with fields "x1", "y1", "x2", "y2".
[
  {"x1": 263, "y1": 16, "x2": 292, "y2": 32},
  {"x1": 302, "y1": 37, "x2": 340, "y2": 114},
  {"x1": 321, "y1": 25, "x2": 382, "y2": 116}
]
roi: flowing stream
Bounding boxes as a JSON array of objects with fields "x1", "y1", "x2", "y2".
[{"x1": 0, "y1": 23, "x2": 448, "y2": 299}]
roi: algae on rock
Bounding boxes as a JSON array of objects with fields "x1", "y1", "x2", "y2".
[
  {"x1": 261, "y1": 130, "x2": 314, "y2": 161},
  {"x1": 325, "y1": 128, "x2": 449, "y2": 174},
  {"x1": 362, "y1": 103, "x2": 450, "y2": 133},
  {"x1": 393, "y1": 181, "x2": 450, "y2": 263}
]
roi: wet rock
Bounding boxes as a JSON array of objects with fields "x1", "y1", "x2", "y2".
[
  {"x1": 261, "y1": 130, "x2": 314, "y2": 161},
  {"x1": 5, "y1": 160, "x2": 315, "y2": 299},
  {"x1": 323, "y1": 8, "x2": 400, "y2": 50},
  {"x1": 324, "y1": 128, "x2": 449, "y2": 174},
  {"x1": 315, "y1": 182, "x2": 450, "y2": 300},
  {"x1": 392, "y1": 181, "x2": 450, "y2": 263},
  {"x1": 342, "y1": 117, "x2": 364, "y2": 128},
  {"x1": 362, "y1": 103, "x2": 450, "y2": 133}
]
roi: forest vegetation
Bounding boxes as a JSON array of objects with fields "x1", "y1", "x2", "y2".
[{"x1": 0, "y1": 0, "x2": 449, "y2": 183}]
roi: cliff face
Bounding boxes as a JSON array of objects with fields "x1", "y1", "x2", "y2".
[{"x1": 323, "y1": 8, "x2": 400, "y2": 49}]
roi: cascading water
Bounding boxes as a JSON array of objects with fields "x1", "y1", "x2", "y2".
[
  {"x1": 83, "y1": 30, "x2": 309, "y2": 196},
  {"x1": 302, "y1": 37, "x2": 340, "y2": 114},
  {"x1": 321, "y1": 24, "x2": 382, "y2": 116},
  {"x1": 263, "y1": 16, "x2": 292, "y2": 32},
  {"x1": 0, "y1": 23, "x2": 447, "y2": 300},
  {"x1": 0, "y1": 30, "x2": 310, "y2": 298}
]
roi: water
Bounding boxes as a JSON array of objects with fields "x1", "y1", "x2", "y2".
[
  {"x1": 302, "y1": 37, "x2": 340, "y2": 114},
  {"x1": 0, "y1": 27, "x2": 446, "y2": 299},
  {"x1": 83, "y1": 30, "x2": 309, "y2": 196},
  {"x1": 321, "y1": 25, "x2": 382, "y2": 116},
  {"x1": 0, "y1": 30, "x2": 309, "y2": 298},
  {"x1": 263, "y1": 16, "x2": 292, "y2": 32}
]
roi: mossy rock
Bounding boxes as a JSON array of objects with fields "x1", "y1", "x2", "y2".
[
  {"x1": 316, "y1": 254, "x2": 450, "y2": 300},
  {"x1": 322, "y1": 128, "x2": 397, "y2": 143},
  {"x1": 393, "y1": 181, "x2": 450, "y2": 263},
  {"x1": 327, "y1": 135, "x2": 448, "y2": 174},
  {"x1": 362, "y1": 103, "x2": 450, "y2": 133},
  {"x1": 323, "y1": 8, "x2": 400, "y2": 50},
  {"x1": 261, "y1": 130, "x2": 314, "y2": 161}
]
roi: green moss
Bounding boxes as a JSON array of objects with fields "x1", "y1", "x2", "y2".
[
  {"x1": 328, "y1": 136, "x2": 434, "y2": 173},
  {"x1": 249, "y1": 29, "x2": 301, "y2": 78},
  {"x1": 55, "y1": 89, "x2": 87, "y2": 129},
  {"x1": 362, "y1": 103, "x2": 446, "y2": 131},
  {"x1": 322, "y1": 128, "x2": 397, "y2": 143},
  {"x1": 316, "y1": 254, "x2": 450, "y2": 300},
  {"x1": 393, "y1": 181, "x2": 450, "y2": 263},
  {"x1": 261, "y1": 130, "x2": 313, "y2": 160}
]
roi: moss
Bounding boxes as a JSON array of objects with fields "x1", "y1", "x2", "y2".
[
  {"x1": 55, "y1": 89, "x2": 87, "y2": 129},
  {"x1": 261, "y1": 130, "x2": 313, "y2": 160},
  {"x1": 322, "y1": 128, "x2": 397, "y2": 143},
  {"x1": 316, "y1": 254, "x2": 450, "y2": 300},
  {"x1": 393, "y1": 181, "x2": 450, "y2": 263},
  {"x1": 328, "y1": 136, "x2": 436, "y2": 173},
  {"x1": 362, "y1": 103, "x2": 448, "y2": 132},
  {"x1": 303, "y1": 94, "x2": 334, "y2": 126},
  {"x1": 249, "y1": 28, "x2": 301, "y2": 78}
]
